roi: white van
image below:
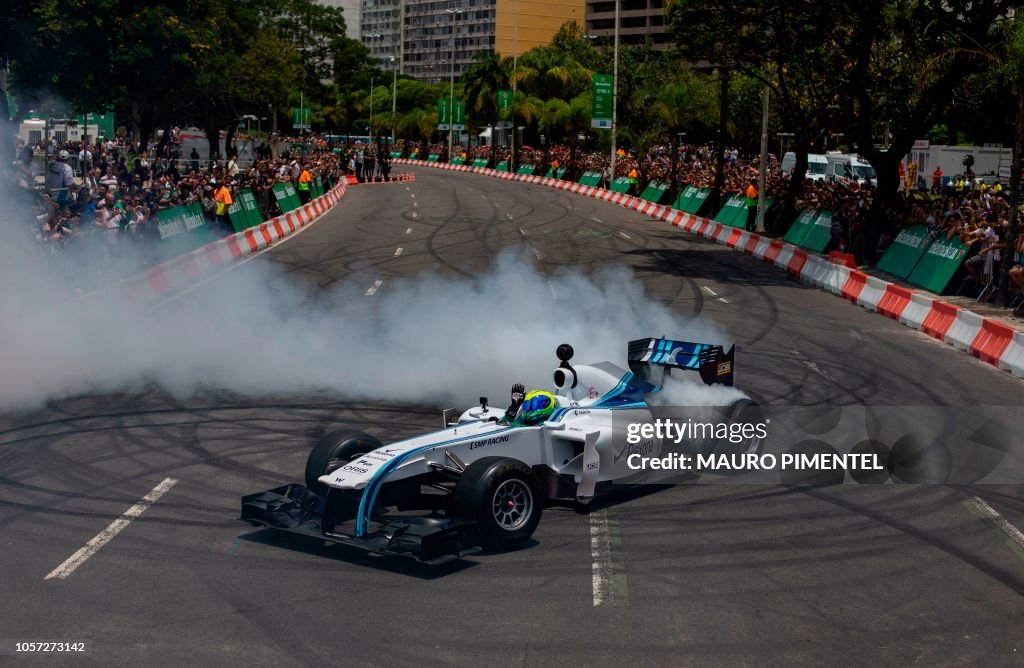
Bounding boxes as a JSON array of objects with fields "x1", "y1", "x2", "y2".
[
  {"x1": 826, "y1": 153, "x2": 877, "y2": 187},
  {"x1": 781, "y1": 152, "x2": 829, "y2": 182}
]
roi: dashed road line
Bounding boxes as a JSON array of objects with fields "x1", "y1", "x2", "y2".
[
  {"x1": 619, "y1": 231, "x2": 632, "y2": 240},
  {"x1": 518, "y1": 227, "x2": 527, "y2": 237},
  {"x1": 394, "y1": 247, "x2": 404, "y2": 257},
  {"x1": 406, "y1": 227, "x2": 413, "y2": 234},
  {"x1": 592, "y1": 217, "x2": 603, "y2": 223},
  {"x1": 365, "y1": 279, "x2": 384, "y2": 296},
  {"x1": 591, "y1": 510, "x2": 613, "y2": 606},
  {"x1": 547, "y1": 280, "x2": 558, "y2": 300},
  {"x1": 45, "y1": 478, "x2": 178, "y2": 580},
  {"x1": 702, "y1": 285, "x2": 729, "y2": 304},
  {"x1": 534, "y1": 248, "x2": 544, "y2": 260}
]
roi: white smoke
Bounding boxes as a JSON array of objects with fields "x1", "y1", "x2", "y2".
[{"x1": 0, "y1": 185, "x2": 738, "y2": 411}]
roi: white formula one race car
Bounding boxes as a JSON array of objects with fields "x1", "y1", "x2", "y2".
[{"x1": 241, "y1": 338, "x2": 760, "y2": 564}]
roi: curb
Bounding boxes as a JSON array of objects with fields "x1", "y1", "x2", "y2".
[
  {"x1": 119, "y1": 183, "x2": 348, "y2": 304},
  {"x1": 396, "y1": 158, "x2": 1024, "y2": 380}
]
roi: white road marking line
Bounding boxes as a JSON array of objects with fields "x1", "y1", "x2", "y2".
[
  {"x1": 406, "y1": 227, "x2": 413, "y2": 234},
  {"x1": 365, "y1": 279, "x2": 384, "y2": 296},
  {"x1": 410, "y1": 193, "x2": 415, "y2": 198},
  {"x1": 702, "y1": 286, "x2": 719, "y2": 297},
  {"x1": 592, "y1": 217, "x2": 603, "y2": 223},
  {"x1": 534, "y1": 248, "x2": 544, "y2": 260},
  {"x1": 506, "y1": 214, "x2": 514, "y2": 220},
  {"x1": 969, "y1": 496, "x2": 1024, "y2": 550},
  {"x1": 619, "y1": 231, "x2": 632, "y2": 240},
  {"x1": 45, "y1": 478, "x2": 177, "y2": 580},
  {"x1": 789, "y1": 349, "x2": 840, "y2": 384},
  {"x1": 413, "y1": 202, "x2": 418, "y2": 207},
  {"x1": 394, "y1": 247, "x2": 404, "y2": 257},
  {"x1": 547, "y1": 281, "x2": 558, "y2": 299},
  {"x1": 411, "y1": 212, "x2": 418, "y2": 218},
  {"x1": 518, "y1": 227, "x2": 527, "y2": 237},
  {"x1": 591, "y1": 509, "x2": 613, "y2": 606},
  {"x1": 718, "y1": 298, "x2": 730, "y2": 304}
]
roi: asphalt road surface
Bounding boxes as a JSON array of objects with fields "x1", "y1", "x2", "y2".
[{"x1": 2, "y1": 170, "x2": 1024, "y2": 667}]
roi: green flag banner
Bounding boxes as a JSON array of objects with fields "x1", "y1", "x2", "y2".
[
  {"x1": 591, "y1": 74, "x2": 613, "y2": 129},
  {"x1": 907, "y1": 237, "x2": 969, "y2": 293},
  {"x1": 876, "y1": 225, "x2": 931, "y2": 279},
  {"x1": 438, "y1": 99, "x2": 450, "y2": 129}
]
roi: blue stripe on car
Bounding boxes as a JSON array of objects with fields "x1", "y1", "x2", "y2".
[{"x1": 354, "y1": 426, "x2": 515, "y2": 536}]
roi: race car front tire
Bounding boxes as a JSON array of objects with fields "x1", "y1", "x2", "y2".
[
  {"x1": 305, "y1": 431, "x2": 383, "y2": 497},
  {"x1": 450, "y1": 457, "x2": 542, "y2": 551}
]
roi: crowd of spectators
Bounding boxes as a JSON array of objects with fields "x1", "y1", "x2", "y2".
[{"x1": 5, "y1": 130, "x2": 345, "y2": 289}]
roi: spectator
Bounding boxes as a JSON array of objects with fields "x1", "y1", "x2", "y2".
[{"x1": 45, "y1": 150, "x2": 76, "y2": 206}]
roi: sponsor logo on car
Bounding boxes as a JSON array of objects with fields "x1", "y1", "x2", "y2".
[{"x1": 468, "y1": 435, "x2": 511, "y2": 450}]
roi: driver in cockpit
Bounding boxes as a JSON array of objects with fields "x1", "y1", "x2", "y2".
[{"x1": 502, "y1": 384, "x2": 557, "y2": 427}]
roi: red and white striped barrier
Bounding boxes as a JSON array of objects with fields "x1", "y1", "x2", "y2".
[{"x1": 119, "y1": 183, "x2": 348, "y2": 305}]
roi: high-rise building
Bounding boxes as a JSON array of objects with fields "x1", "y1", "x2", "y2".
[
  {"x1": 317, "y1": 0, "x2": 362, "y2": 40},
  {"x1": 362, "y1": 0, "x2": 403, "y2": 63},
  {"x1": 585, "y1": 0, "x2": 670, "y2": 49},
  {"x1": 402, "y1": 0, "x2": 584, "y2": 81}
]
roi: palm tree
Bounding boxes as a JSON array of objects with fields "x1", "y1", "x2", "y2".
[
  {"x1": 650, "y1": 74, "x2": 718, "y2": 200},
  {"x1": 463, "y1": 52, "x2": 508, "y2": 158}
]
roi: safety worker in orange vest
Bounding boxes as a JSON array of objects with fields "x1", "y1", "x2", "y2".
[
  {"x1": 628, "y1": 166, "x2": 638, "y2": 195},
  {"x1": 932, "y1": 166, "x2": 943, "y2": 194},
  {"x1": 213, "y1": 179, "x2": 234, "y2": 236},
  {"x1": 744, "y1": 178, "x2": 758, "y2": 232},
  {"x1": 297, "y1": 162, "x2": 313, "y2": 204}
]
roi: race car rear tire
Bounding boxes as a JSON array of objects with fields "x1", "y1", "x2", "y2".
[
  {"x1": 305, "y1": 431, "x2": 383, "y2": 497},
  {"x1": 450, "y1": 457, "x2": 542, "y2": 551}
]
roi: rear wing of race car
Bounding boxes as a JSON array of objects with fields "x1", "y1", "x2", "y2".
[{"x1": 627, "y1": 337, "x2": 735, "y2": 387}]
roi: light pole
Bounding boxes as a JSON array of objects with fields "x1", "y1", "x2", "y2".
[
  {"x1": 391, "y1": 55, "x2": 398, "y2": 146},
  {"x1": 445, "y1": 8, "x2": 463, "y2": 158},
  {"x1": 369, "y1": 74, "x2": 375, "y2": 148},
  {"x1": 609, "y1": 0, "x2": 620, "y2": 186}
]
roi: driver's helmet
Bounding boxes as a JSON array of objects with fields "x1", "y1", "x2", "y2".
[{"x1": 512, "y1": 390, "x2": 557, "y2": 426}]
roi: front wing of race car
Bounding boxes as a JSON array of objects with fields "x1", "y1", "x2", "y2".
[{"x1": 240, "y1": 484, "x2": 482, "y2": 565}]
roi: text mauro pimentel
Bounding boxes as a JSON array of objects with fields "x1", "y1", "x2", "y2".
[{"x1": 624, "y1": 418, "x2": 885, "y2": 472}]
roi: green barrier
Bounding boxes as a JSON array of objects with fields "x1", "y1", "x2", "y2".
[
  {"x1": 546, "y1": 167, "x2": 567, "y2": 179},
  {"x1": 389, "y1": 151, "x2": 402, "y2": 159},
  {"x1": 876, "y1": 224, "x2": 931, "y2": 279},
  {"x1": 797, "y1": 209, "x2": 834, "y2": 252},
  {"x1": 313, "y1": 176, "x2": 324, "y2": 199},
  {"x1": 472, "y1": 158, "x2": 489, "y2": 168},
  {"x1": 155, "y1": 203, "x2": 210, "y2": 256},
  {"x1": 907, "y1": 237, "x2": 969, "y2": 293},
  {"x1": 517, "y1": 164, "x2": 535, "y2": 175},
  {"x1": 578, "y1": 171, "x2": 601, "y2": 187},
  {"x1": 673, "y1": 185, "x2": 712, "y2": 214},
  {"x1": 450, "y1": 157, "x2": 465, "y2": 165},
  {"x1": 714, "y1": 194, "x2": 747, "y2": 228},
  {"x1": 639, "y1": 180, "x2": 670, "y2": 204},
  {"x1": 783, "y1": 208, "x2": 819, "y2": 246},
  {"x1": 610, "y1": 176, "x2": 632, "y2": 194},
  {"x1": 497, "y1": 160, "x2": 509, "y2": 172},
  {"x1": 239, "y1": 188, "x2": 263, "y2": 229},
  {"x1": 272, "y1": 182, "x2": 301, "y2": 213},
  {"x1": 427, "y1": 153, "x2": 440, "y2": 162},
  {"x1": 227, "y1": 200, "x2": 248, "y2": 233}
]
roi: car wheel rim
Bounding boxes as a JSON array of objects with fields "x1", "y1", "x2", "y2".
[{"x1": 492, "y1": 479, "x2": 533, "y2": 532}]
